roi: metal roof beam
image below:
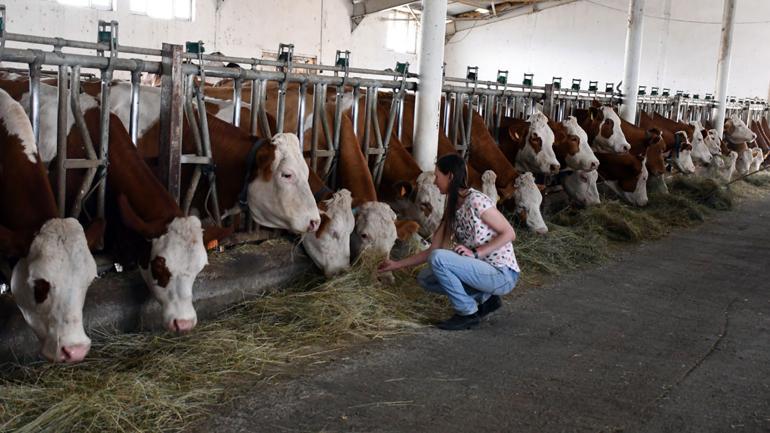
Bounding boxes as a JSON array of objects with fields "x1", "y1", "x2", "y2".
[{"x1": 351, "y1": 0, "x2": 419, "y2": 29}]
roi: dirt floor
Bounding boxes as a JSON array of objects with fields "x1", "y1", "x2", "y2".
[{"x1": 189, "y1": 194, "x2": 770, "y2": 433}]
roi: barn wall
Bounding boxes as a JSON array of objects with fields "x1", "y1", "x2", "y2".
[
  {"x1": 0, "y1": 0, "x2": 398, "y2": 69},
  {"x1": 444, "y1": 0, "x2": 770, "y2": 98}
]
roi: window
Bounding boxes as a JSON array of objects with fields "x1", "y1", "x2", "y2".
[
  {"x1": 129, "y1": 0, "x2": 194, "y2": 21},
  {"x1": 56, "y1": 0, "x2": 114, "y2": 10},
  {"x1": 385, "y1": 10, "x2": 418, "y2": 54}
]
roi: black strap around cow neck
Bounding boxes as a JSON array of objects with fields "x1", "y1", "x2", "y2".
[{"x1": 238, "y1": 137, "x2": 269, "y2": 211}]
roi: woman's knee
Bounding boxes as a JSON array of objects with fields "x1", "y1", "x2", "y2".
[{"x1": 428, "y1": 249, "x2": 452, "y2": 268}]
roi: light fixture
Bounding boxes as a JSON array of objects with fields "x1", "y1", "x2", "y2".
[{"x1": 474, "y1": 7, "x2": 490, "y2": 14}]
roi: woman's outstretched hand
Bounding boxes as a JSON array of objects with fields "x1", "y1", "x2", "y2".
[
  {"x1": 453, "y1": 245, "x2": 473, "y2": 257},
  {"x1": 378, "y1": 259, "x2": 398, "y2": 273}
]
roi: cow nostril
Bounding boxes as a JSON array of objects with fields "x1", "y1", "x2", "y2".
[
  {"x1": 550, "y1": 164, "x2": 560, "y2": 173},
  {"x1": 308, "y1": 219, "x2": 320, "y2": 232}
]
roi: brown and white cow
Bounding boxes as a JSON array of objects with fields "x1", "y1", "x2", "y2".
[
  {"x1": 302, "y1": 189, "x2": 355, "y2": 277},
  {"x1": 0, "y1": 88, "x2": 102, "y2": 362},
  {"x1": 514, "y1": 110, "x2": 560, "y2": 175},
  {"x1": 639, "y1": 112, "x2": 695, "y2": 174},
  {"x1": 596, "y1": 152, "x2": 649, "y2": 206},
  {"x1": 563, "y1": 169, "x2": 600, "y2": 207},
  {"x1": 724, "y1": 114, "x2": 757, "y2": 145},
  {"x1": 580, "y1": 105, "x2": 631, "y2": 154}
]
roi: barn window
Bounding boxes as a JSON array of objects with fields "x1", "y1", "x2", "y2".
[
  {"x1": 56, "y1": 0, "x2": 114, "y2": 11},
  {"x1": 129, "y1": 0, "x2": 194, "y2": 21},
  {"x1": 385, "y1": 10, "x2": 418, "y2": 54}
]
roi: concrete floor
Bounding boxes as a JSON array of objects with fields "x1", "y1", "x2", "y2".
[{"x1": 193, "y1": 197, "x2": 770, "y2": 433}]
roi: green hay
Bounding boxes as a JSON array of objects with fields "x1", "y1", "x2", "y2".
[
  {"x1": 740, "y1": 172, "x2": 770, "y2": 187},
  {"x1": 668, "y1": 176, "x2": 732, "y2": 211},
  {"x1": 515, "y1": 224, "x2": 608, "y2": 279}
]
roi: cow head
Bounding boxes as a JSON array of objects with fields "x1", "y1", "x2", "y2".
[
  {"x1": 8, "y1": 219, "x2": 97, "y2": 363},
  {"x1": 704, "y1": 129, "x2": 724, "y2": 155},
  {"x1": 414, "y1": 171, "x2": 445, "y2": 237},
  {"x1": 709, "y1": 150, "x2": 738, "y2": 183},
  {"x1": 688, "y1": 121, "x2": 714, "y2": 166},
  {"x1": 302, "y1": 189, "x2": 355, "y2": 278},
  {"x1": 643, "y1": 129, "x2": 667, "y2": 176},
  {"x1": 733, "y1": 143, "x2": 753, "y2": 176},
  {"x1": 512, "y1": 172, "x2": 547, "y2": 234},
  {"x1": 561, "y1": 116, "x2": 599, "y2": 171},
  {"x1": 564, "y1": 170, "x2": 600, "y2": 207},
  {"x1": 669, "y1": 131, "x2": 695, "y2": 174},
  {"x1": 515, "y1": 111, "x2": 559, "y2": 174},
  {"x1": 589, "y1": 106, "x2": 631, "y2": 153},
  {"x1": 609, "y1": 156, "x2": 649, "y2": 207},
  {"x1": 118, "y1": 196, "x2": 208, "y2": 334},
  {"x1": 481, "y1": 170, "x2": 499, "y2": 203},
  {"x1": 750, "y1": 147, "x2": 764, "y2": 173},
  {"x1": 724, "y1": 115, "x2": 757, "y2": 144},
  {"x1": 354, "y1": 202, "x2": 398, "y2": 258},
  {"x1": 247, "y1": 133, "x2": 321, "y2": 234}
]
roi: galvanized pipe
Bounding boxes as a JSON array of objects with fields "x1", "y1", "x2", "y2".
[
  {"x1": 0, "y1": 47, "x2": 160, "y2": 73},
  {"x1": 258, "y1": 80, "x2": 272, "y2": 138},
  {"x1": 351, "y1": 85, "x2": 361, "y2": 137},
  {"x1": 276, "y1": 79, "x2": 287, "y2": 134},
  {"x1": 713, "y1": 0, "x2": 737, "y2": 137},
  {"x1": 193, "y1": 82, "x2": 222, "y2": 225},
  {"x1": 28, "y1": 59, "x2": 42, "y2": 145},
  {"x1": 296, "y1": 82, "x2": 308, "y2": 148},
  {"x1": 97, "y1": 68, "x2": 113, "y2": 220},
  {"x1": 129, "y1": 69, "x2": 141, "y2": 145},
  {"x1": 249, "y1": 78, "x2": 260, "y2": 136},
  {"x1": 619, "y1": 0, "x2": 646, "y2": 123},
  {"x1": 56, "y1": 64, "x2": 69, "y2": 217},
  {"x1": 332, "y1": 85, "x2": 345, "y2": 154},
  {"x1": 68, "y1": 66, "x2": 98, "y2": 219},
  {"x1": 232, "y1": 78, "x2": 243, "y2": 127},
  {"x1": 362, "y1": 86, "x2": 374, "y2": 157}
]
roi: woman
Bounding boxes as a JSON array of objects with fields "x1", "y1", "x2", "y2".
[{"x1": 378, "y1": 154, "x2": 521, "y2": 330}]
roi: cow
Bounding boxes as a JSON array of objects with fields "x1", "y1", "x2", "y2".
[
  {"x1": 708, "y1": 151, "x2": 739, "y2": 184},
  {"x1": 750, "y1": 121, "x2": 770, "y2": 153},
  {"x1": 563, "y1": 169, "x2": 600, "y2": 207},
  {"x1": 301, "y1": 189, "x2": 355, "y2": 277},
  {"x1": 413, "y1": 171, "x2": 445, "y2": 237},
  {"x1": 749, "y1": 147, "x2": 764, "y2": 173},
  {"x1": 481, "y1": 170, "x2": 500, "y2": 203},
  {"x1": 0, "y1": 88, "x2": 102, "y2": 362},
  {"x1": 501, "y1": 115, "x2": 596, "y2": 172},
  {"x1": 638, "y1": 112, "x2": 695, "y2": 174},
  {"x1": 559, "y1": 116, "x2": 600, "y2": 171},
  {"x1": 596, "y1": 152, "x2": 649, "y2": 206},
  {"x1": 617, "y1": 119, "x2": 667, "y2": 177},
  {"x1": 687, "y1": 121, "x2": 714, "y2": 166},
  {"x1": 579, "y1": 105, "x2": 631, "y2": 154},
  {"x1": 513, "y1": 110, "x2": 560, "y2": 175},
  {"x1": 723, "y1": 114, "x2": 757, "y2": 145}
]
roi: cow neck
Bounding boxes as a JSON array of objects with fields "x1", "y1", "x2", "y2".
[
  {"x1": 467, "y1": 110, "x2": 517, "y2": 187},
  {"x1": 238, "y1": 137, "x2": 269, "y2": 210}
]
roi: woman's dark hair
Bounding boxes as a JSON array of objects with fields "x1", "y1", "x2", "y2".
[{"x1": 436, "y1": 154, "x2": 468, "y2": 242}]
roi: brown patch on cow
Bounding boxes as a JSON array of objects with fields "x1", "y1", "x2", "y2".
[
  {"x1": 420, "y1": 201, "x2": 433, "y2": 218},
  {"x1": 33, "y1": 279, "x2": 51, "y2": 304},
  {"x1": 724, "y1": 119, "x2": 735, "y2": 136},
  {"x1": 203, "y1": 225, "x2": 234, "y2": 248},
  {"x1": 565, "y1": 135, "x2": 580, "y2": 155},
  {"x1": 84, "y1": 218, "x2": 105, "y2": 251},
  {"x1": 518, "y1": 210, "x2": 528, "y2": 224},
  {"x1": 528, "y1": 133, "x2": 543, "y2": 152},
  {"x1": 315, "y1": 213, "x2": 332, "y2": 239},
  {"x1": 395, "y1": 219, "x2": 420, "y2": 241},
  {"x1": 252, "y1": 143, "x2": 277, "y2": 182},
  {"x1": 600, "y1": 119, "x2": 614, "y2": 139},
  {"x1": 150, "y1": 256, "x2": 171, "y2": 288}
]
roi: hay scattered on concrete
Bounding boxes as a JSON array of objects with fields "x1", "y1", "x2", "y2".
[{"x1": 668, "y1": 176, "x2": 732, "y2": 211}]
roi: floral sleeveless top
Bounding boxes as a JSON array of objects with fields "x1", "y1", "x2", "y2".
[{"x1": 454, "y1": 189, "x2": 520, "y2": 272}]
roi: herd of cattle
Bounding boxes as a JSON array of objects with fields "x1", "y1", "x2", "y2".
[{"x1": 0, "y1": 70, "x2": 766, "y2": 363}]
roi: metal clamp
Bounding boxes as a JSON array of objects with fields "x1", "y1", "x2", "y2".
[
  {"x1": 496, "y1": 70, "x2": 508, "y2": 86},
  {"x1": 466, "y1": 66, "x2": 478, "y2": 82},
  {"x1": 571, "y1": 78, "x2": 581, "y2": 92},
  {"x1": 588, "y1": 81, "x2": 598, "y2": 92},
  {"x1": 522, "y1": 73, "x2": 533, "y2": 87},
  {"x1": 552, "y1": 77, "x2": 562, "y2": 91}
]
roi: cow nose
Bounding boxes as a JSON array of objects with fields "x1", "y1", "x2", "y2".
[
  {"x1": 624, "y1": 143, "x2": 631, "y2": 152},
  {"x1": 170, "y1": 318, "x2": 196, "y2": 334},
  {"x1": 308, "y1": 218, "x2": 321, "y2": 232},
  {"x1": 550, "y1": 164, "x2": 560, "y2": 173},
  {"x1": 535, "y1": 226, "x2": 549, "y2": 235},
  {"x1": 590, "y1": 161, "x2": 599, "y2": 170},
  {"x1": 60, "y1": 344, "x2": 90, "y2": 363}
]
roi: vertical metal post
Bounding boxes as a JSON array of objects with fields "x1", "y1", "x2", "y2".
[
  {"x1": 159, "y1": 43, "x2": 184, "y2": 203},
  {"x1": 713, "y1": 0, "x2": 736, "y2": 137},
  {"x1": 351, "y1": 85, "x2": 361, "y2": 137},
  {"x1": 620, "y1": 0, "x2": 646, "y2": 123},
  {"x1": 97, "y1": 67, "x2": 113, "y2": 220},
  {"x1": 56, "y1": 65, "x2": 69, "y2": 217},
  {"x1": 442, "y1": 92, "x2": 451, "y2": 136},
  {"x1": 129, "y1": 69, "x2": 141, "y2": 145},
  {"x1": 276, "y1": 81, "x2": 287, "y2": 134},
  {"x1": 543, "y1": 84, "x2": 555, "y2": 119},
  {"x1": 362, "y1": 86, "x2": 374, "y2": 156},
  {"x1": 249, "y1": 78, "x2": 259, "y2": 136},
  {"x1": 232, "y1": 78, "x2": 243, "y2": 127},
  {"x1": 28, "y1": 58, "x2": 42, "y2": 145},
  {"x1": 297, "y1": 82, "x2": 308, "y2": 148}
]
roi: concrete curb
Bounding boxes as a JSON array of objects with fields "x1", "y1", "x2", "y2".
[{"x1": 0, "y1": 239, "x2": 316, "y2": 363}]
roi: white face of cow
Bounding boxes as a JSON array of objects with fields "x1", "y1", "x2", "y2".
[
  {"x1": 734, "y1": 146, "x2": 753, "y2": 177},
  {"x1": 302, "y1": 189, "x2": 355, "y2": 278},
  {"x1": 10, "y1": 218, "x2": 96, "y2": 363},
  {"x1": 725, "y1": 115, "x2": 757, "y2": 144},
  {"x1": 750, "y1": 148, "x2": 764, "y2": 173},
  {"x1": 608, "y1": 161, "x2": 649, "y2": 207},
  {"x1": 414, "y1": 171, "x2": 445, "y2": 237},
  {"x1": 709, "y1": 151, "x2": 738, "y2": 183},
  {"x1": 688, "y1": 122, "x2": 713, "y2": 166},
  {"x1": 593, "y1": 107, "x2": 631, "y2": 154},
  {"x1": 562, "y1": 116, "x2": 599, "y2": 171},
  {"x1": 354, "y1": 202, "x2": 398, "y2": 258},
  {"x1": 247, "y1": 133, "x2": 321, "y2": 234},
  {"x1": 564, "y1": 170, "x2": 600, "y2": 207},
  {"x1": 671, "y1": 132, "x2": 695, "y2": 174},
  {"x1": 138, "y1": 216, "x2": 208, "y2": 334},
  {"x1": 513, "y1": 172, "x2": 547, "y2": 234},
  {"x1": 481, "y1": 170, "x2": 499, "y2": 204},
  {"x1": 516, "y1": 111, "x2": 559, "y2": 174},
  {"x1": 704, "y1": 129, "x2": 723, "y2": 155}
]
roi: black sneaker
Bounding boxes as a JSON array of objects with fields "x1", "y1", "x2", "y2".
[
  {"x1": 478, "y1": 295, "x2": 502, "y2": 318},
  {"x1": 437, "y1": 312, "x2": 480, "y2": 330}
]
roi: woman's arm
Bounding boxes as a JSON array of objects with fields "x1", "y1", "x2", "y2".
[
  {"x1": 474, "y1": 207, "x2": 516, "y2": 258},
  {"x1": 378, "y1": 220, "x2": 447, "y2": 273}
]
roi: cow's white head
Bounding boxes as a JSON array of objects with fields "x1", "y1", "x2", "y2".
[
  {"x1": 513, "y1": 172, "x2": 547, "y2": 234},
  {"x1": 709, "y1": 151, "x2": 738, "y2": 183},
  {"x1": 562, "y1": 116, "x2": 599, "y2": 171},
  {"x1": 354, "y1": 202, "x2": 397, "y2": 258},
  {"x1": 670, "y1": 131, "x2": 695, "y2": 174},
  {"x1": 118, "y1": 196, "x2": 208, "y2": 334},
  {"x1": 516, "y1": 111, "x2": 559, "y2": 174},
  {"x1": 10, "y1": 218, "x2": 97, "y2": 363},
  {"x1": 704, "y1": 129, "x2": 723, "y2": 155},
  {"x1": 688, "y1": 121, "x2": 713, "y2": 166},
  {"x1": 302, "y1": 189, "x2": 355, "y2": 278},
  {"x1": 481, "y1": 170, "x2": 499, "y2": 204},
  {"x1": 247, "y1": 133, "x2": 321, "y2": 234},
  {"x1": 724, "y1": 115, "x2": 757, "y2": 144},
  {"x1": 591, "y1": 107, "x2": 631, "y2": 154},
  {"x1": 608, "y1": 159, "x2": 649, "y2": 207},
  {"x1": 564, "y1": 170, "x2": 601, "y2": 207},
  {"x1": 414, "y1": 171, "x2": 445, "y2": 237},
  {"x1": 750, "y1": 147, "x2": 764, "y2": 173}
]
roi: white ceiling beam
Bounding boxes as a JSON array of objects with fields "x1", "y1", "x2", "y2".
[
  {"x1": 446, "y1": 0, "x2": 579, "y2": 37},
  {"x1": 352, "y1": 0, "x2": 419, "y2": 29}
]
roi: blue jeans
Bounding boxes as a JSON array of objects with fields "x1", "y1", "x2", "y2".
[{"x1": 417, "y1": 249, "x2": 519, "y2": 315}]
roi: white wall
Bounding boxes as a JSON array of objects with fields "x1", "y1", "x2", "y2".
[
  {"x1": 1, "y1": 0, "x2": 415, "y2": 75},
  {"x1": 444, "y1": 0, "x2": 770, "y2": 98}
]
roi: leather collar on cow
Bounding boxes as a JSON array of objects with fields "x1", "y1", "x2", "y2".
[{"x1": 238, "y1": 137, "x2": 269, "y2": 211}]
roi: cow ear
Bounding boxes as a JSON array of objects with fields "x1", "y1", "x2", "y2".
[
  {"x1": 395, "y1": 219, "x2": 420, "y2": 241},
  {"x1": 553, "y1": 129, "x2": 566, "y2": 144},
  {"x1": 724, "y1": 119, "x2": 735, "y2": 135},
  {"x1": 117, "y1": 194, "x2": 168, "y2": 239},
  {"x1": 83, "y1": 218, "x2": 105, "y2": 251},
  {"x1": 536, "y1": 183, "x2": 546, "y2": 192},
  {"x1": 507, "y1": 126, "x2": 522, "y2": 143},
  {"x1": 202, "y1": 225, "x2": 234, "y2": 249},
  {"x1": 0, "y1": 224, "x2": 31, "y2": 258},
  {"x1": 393, "y1": 181, "x2": 413, "y2": 199},
  {"x1": 589, "y1": 106, "x2": 602, "y2": 121},
  {"x1": 591, "y1": 99, "x2": 602, "y2": 108}
]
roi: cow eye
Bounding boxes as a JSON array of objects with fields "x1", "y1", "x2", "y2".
[
  {"x1": 281, "y1": 173, "x2": 292, "y2": 179},
  {"x1": 33, "y1": 279, "x2": 51, "y2": 304},
  {"x1": 360, "y1": 233, "x2": 369, "y2": 239}
]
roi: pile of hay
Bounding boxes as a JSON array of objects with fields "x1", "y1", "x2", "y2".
[{"x1": 0, "y1": 253, "x2": 445, "y2": 433}]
